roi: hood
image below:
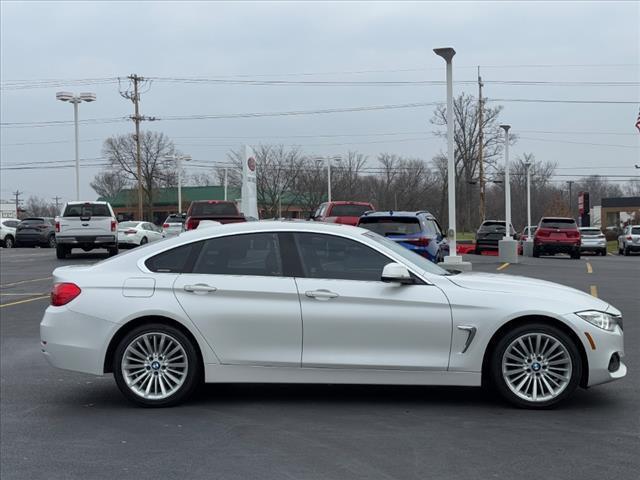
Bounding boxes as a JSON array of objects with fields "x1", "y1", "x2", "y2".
[{"x1": 446, "y1": 272, "x2": 611, "y2": 312}]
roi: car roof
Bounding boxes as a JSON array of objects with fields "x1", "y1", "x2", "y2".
[
  {"x1": 328, "y1": 201, "x2": 373, "y2": 206},
  {"x1": 540, "y1": 217, "x2": 575, "y2": 221},
  {"x1": 65, "y1": 201, "x2": 109, "y2": 205},
  {"x1": 361, "y1": 210, "x2": 433, "y2": 218}
]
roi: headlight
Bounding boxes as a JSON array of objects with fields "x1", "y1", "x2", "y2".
[{"x1": 576, "y1": 310, "x2": 622, "y2": 331}]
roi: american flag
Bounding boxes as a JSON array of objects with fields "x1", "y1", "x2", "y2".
[{"x1": 636, "y1": 108, "x2": 640, "y2": 132}]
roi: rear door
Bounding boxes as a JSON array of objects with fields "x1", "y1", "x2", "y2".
[
  {"x1": 58, "y1": 203, "x2": 113, "y2": 237},
  {"x1": 173, "y1": 232, "x2": 302, "y2": 366}
]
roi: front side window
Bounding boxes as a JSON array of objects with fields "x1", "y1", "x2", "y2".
[
  {"x1": 294, "y1": 232, "x2": 390, "y2": 281},
  {"x1": 192, "y1": 233, "x2": 282, "y2": 277}
]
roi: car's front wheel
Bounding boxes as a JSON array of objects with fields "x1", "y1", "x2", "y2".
[
  {"x1": 113, "y1": 323, "x2": 201, "y2": 407},
  {"x1": 490, "y1": 323, "x2": 582, "y2": 409}
]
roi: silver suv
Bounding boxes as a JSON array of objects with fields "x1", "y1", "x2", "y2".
[
  {"x1": 618, "y1": 225, "x2": 640, "y2": 256},
  {"x1": 579, "y1": 227, "x2": 606, "y2": 256}
]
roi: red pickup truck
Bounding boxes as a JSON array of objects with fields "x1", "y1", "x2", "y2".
[
  {"x1": 185, "y1": 201, "x2": 246, "y2": 230},
  {"x1": 311, "y1": 201, "x2": 374, "y2": 226}
]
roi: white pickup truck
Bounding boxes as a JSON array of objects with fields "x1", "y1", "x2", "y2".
[{"x1": 55, "y1": 201, "x2": 119, "y2": 259}]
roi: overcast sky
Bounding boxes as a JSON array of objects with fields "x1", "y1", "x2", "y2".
[{"x1": 1, "y1": 0, "x2": 639, "y2": 205}]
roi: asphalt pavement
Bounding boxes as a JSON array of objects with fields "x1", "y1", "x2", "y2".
[{"x1": 1, "y1": 247, "x2": 638, "y2": 480}]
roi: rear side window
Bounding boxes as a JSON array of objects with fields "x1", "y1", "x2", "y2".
[
  {"x1": 3, "y1": 220, "x2": 19, "y2": 228},
  {"x1": 63, "y1": 203, "x2": 111, "y2": 217},
  {"x1": 632, "y1": 227, "x2": 640, "y2": 235},
  {"x1": 190, "y1": 202, "x2": 238, "y2": 216},
  {"x1": 540, "y1": 219, "x2": 577, "y2": 229},
  {"x1": 294, "y1": 232, "x2": 390, "y2": 282},
  {"x1": 192, "y1": 233, "x2": 282, "y2": 277},
  {"x1": 146, "y1": 243, "x2": 199, "y2": 273},
  {"x1": 359, "y1": 217, "x2": 421, "y2": 236},
  {"x1": 20, "y1": 218, "x2": 44, "y2": 225},
  {"x1": 330, "y1": 204, "x2": 371, "y2": 217}
]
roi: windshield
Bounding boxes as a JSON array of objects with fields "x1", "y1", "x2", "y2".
[
  {"x1": 191, "y1": 202, "x2": 238, "y2": 216},
  {"x1": 540, "y1": 219, "x2": 576, "y2": 229},
  {"x1": 166, "y1": 215, "x2": 185, "y2": 223},
  {"x1": 330, "y1": 204, "x2": 371, "y2": 217},
  {"x1": 364, "y1": 231, "x2": 448, "y2": 276},
  {"x1": 359, "y1": 217, "x2": 421, "y2": 236},
  {"x1": 480, "y1": 221, "x2": 506, "y2": 232}
]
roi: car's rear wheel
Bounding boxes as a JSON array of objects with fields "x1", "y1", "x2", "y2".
[
  {"x1": 56, "y1": 245, "x2": 68, "y2": 259},
  {"x1": 113, "y1": 324, "x2": 201, "y2": 407},
  {"x1": 624, "y1": 245, "x2": 630, "y2": 256},
  {"x1": 108, "y1": 246, "x2": 119, "y2": 257},
  {"x1": 474, "y1": 246, "x2": 482, "y2": 255},
  {"x1": 47, "y1": 235, "x2": 56, "y2": 248},
  {"x1": 570, "y1": 248, "x2": 580, "y2": 259},
  {"x1": 3, "y1": 235, "x2": 14, "y2": 248},
  {"x1": 532, "y1": 245, "x2": 540, "y2": 258},
  {"x1": 140, "y1": 237, "x2": 148, "y2": 245},
  {"x1": 490, "y1": 323, "x2": 581, "y2": 409}
]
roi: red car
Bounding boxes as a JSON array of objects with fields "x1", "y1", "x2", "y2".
[
  {"x1": 184, "y1": 200, "x2": 246, "y2": 231},
  {"x1": 311, "y1": 201, "x2": 374, "y2": 226},
  {"x1": 533, "y1": 217, "x2": 581, "y2": 259}
]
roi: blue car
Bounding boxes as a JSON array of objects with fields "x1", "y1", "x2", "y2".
[{"x1": 357, "y1": 210, "x2": 449, "y2": 263}]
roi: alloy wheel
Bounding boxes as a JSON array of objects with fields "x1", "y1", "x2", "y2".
[
  {"x1": 501, "y1": 332, "x2": 572, "y2": 403},
  {"x1": 121, "y1": 332, "x2": 189, "y2": 400}
]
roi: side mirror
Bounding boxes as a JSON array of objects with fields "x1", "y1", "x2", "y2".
[{"x1": 381, "y1": 263, "x2": 414, "y2": 284}]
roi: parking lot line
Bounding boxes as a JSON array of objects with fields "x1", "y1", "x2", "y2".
[
  {"x1": 0, "y1": 293, "x2": 47, "y2": 296},
  {"x1": 586, "y1": 262, "x2": 593, "y2": 274},
  {"x1": 0, "y1": 295, "x2": 49, "y2": 308},
  {"x1": 590, "y1": 285, "x2": 598, "y2": 298},
  {"x1": 496, "y1": 262, "x2": 510, "y2": 271},
  {"x1": 0, "y1": 276, "x2": 52, "y2": 288}
]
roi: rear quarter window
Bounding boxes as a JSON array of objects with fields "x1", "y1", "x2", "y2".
[{"x1": 145, "y1": 242, "x2": 200, "y2": 273}]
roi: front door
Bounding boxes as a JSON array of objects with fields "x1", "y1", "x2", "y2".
[
  {"x1": 293, "y1": 232, "x2": 452, "y2": 370},
  {"x1": 173, "y1": 232, "x2": 302, "y2": 366}
]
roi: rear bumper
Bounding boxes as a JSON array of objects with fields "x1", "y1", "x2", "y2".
[
  {"x1": 15, "y1": 234, "x2": 48, "y2": 245},
  {"x1": 535, "y1": 241, "x2": 579, "y2": 253},
  {"x1": 56, "y1": 235, "x2": 116, "y2": 247},
  {"x1": 624, "y1": 244, "x2": 640, "y2": 252},
  {"x1": 475, "y1": 239, "x2": 500, "y2": 250}
]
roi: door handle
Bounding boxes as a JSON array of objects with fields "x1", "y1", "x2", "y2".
[
  {"x1": 305, "y1": 289, "x2": 339, "y2": 300},
  {"x1": 184, "y1": 284, "x2": 217, "y2": 294}
]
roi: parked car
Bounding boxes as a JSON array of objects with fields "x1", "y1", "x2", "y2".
[
  {"x1": 357, "y1": 210, "x2": 449, "y2": 263},
  {"x1": 0, "y1": 218, "x2": 20, "y2": 248},
  {"x1": 15, "y1": 217, "x2": 56, "y2": 248},
  {"x1": 517, "y1": 225, "x2": 537, "y2": 254},
  {"x1": 533, "y1": 217, "x2": 581, "y2": 259},
  {"x1": 118, "y1": 221, "x2": 165, "y2": 248},
  {"x1": 311, "y1": 201, "x2": 374, "y2": 226},
  {"x1": 475, "y1": 220, "x2": 517, "y2": 255},
  {"x1": 184, "y1": 200, "x2": 246, "y2": 231},
  {"x1": 41, "y1": 221, "x2": 625, "y2": 409},
  {"x1": 579, "y1": 227, "x2": 607, "y2": 256},
  {"x1": 618, "y1": 225, "x2": 640, "y2": 256},
  {"x1": 55, "y1": 201, "x2": 118, "y2": 259},
  {"x1": 162, "y1": 214, "x2": 186, "y2": 237}
]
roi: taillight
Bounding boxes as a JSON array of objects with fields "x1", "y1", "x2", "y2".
[
  {"x1": 163, "y1": 223, "x2": 170, "y2": 229},
  {"x1": 124, "y1": 229, "x2": 137, "y2": 235},
  {"x1": 185, "y1": 217, "x2": 199, "y2": 230},
  {"x1": 51, "y1": 283, "x2": 81, "y2": 306},
  {"x1": 55, "y1": 221, "x2": 60, "y2": 233},
  {"x1": 567, "y1": 231, "x2": 580, "y2": 238},
  {"x1": 37, "y1": 224, "x2": 48, "y2": 230},
  {"x1": 536, "y1": 229, "x2": 550, "y2": 238},
  {"x1": 111, "y1": 219, "x2": 117, "y2": 232},
  {"x1": 627, "y1": 235, "x2": 633, "y2": 240},
  {"x1": 405, "y1": 237, "x2": 432, "y2": 247}
]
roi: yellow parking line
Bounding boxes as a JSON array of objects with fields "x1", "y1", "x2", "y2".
[
  {"x1": 497, "y1": 262, "x2": 510, "y2": 271},
  {"x1": 586, "y1": 262, "x2": 593, "y2": 274},
  {"x1": 0, "y1": 292, "x2": 47, "y2": 296},
  {"x1": 0, "y1": 276, "x2": 52, "y2": 288},
  {"x1": 590, "y1": 285, "x2": 598, "y2": 298},
  {"x1": 0, "y1": 295, "x2": 49, "y2": 308}
]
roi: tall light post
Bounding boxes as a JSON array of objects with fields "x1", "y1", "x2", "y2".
[
  {"x1": 523, "y1": 160, "x2": 534, "y2": 256},
  {"x1": 166, "y1": 154, "x2": 191, "y2": 213},
  {"x1": 327, "y1": 155, "x2": 341, "y2": 202},
  {"x1": 434, "y1": 47, "x2": 469, "y2": 270},
  {"x1": 56, "y1": 92, "x2": 96, "y2": 200},
  {"x1": 498, "y1": 124, "x2": 518, "y2": 263}
]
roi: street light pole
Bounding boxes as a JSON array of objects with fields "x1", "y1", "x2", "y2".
[
  {"x1": 500, "y1": 125, "x2": 512, "y2": 239},
  {"x1": 166, "y1": 154, "x2": 191, "y2": 214},
  {"x1": 224, "y1": 168, "x2": 228, "y2": 201},
  {"x1": 525, "y1": 161, "x2": 532, "y2": 232},
  {"x1": 327, "y1": 157, "x2": 332, "y2": 203},
  {"x1": 56, "y1": 92, "x2": 96, "y2": 200}
]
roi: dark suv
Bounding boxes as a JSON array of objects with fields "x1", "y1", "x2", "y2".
[
  {"x1": 357, "y1": 210, "x2": 449, "y2": 263},
  {"x1": 533, "y1": 217, "x2": 581, "y2": 259},
  {"x1": 185, "y1": 201, "x2": 246, "y2": 230},
  {"x1": 15, "y1": 217, "x2": 56, "y2": 248},
  {"x1": 475, "y1": 220, "x2": 517, "y2": 255}
]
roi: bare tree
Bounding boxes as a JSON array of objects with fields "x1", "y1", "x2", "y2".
[
  {"x1": 90, "y1": 171, "x2": 130, "y2": 200},
  {"x1": 101, "y1": 131, "x2": 177, "y2": 218},
  {"x1": 24, "y1": 196, "x2": 58, "y2": 217},
  {"x1": 623, "y1": 179, "x2": 640, "y2": 197}
]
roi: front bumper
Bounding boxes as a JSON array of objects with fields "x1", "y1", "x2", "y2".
[
  {"x1": 40, "y1": 306, "x2": 118, "y2": 376},
  {"x1": 564, "y1": 313, "x2": 627, "y2": 387}
]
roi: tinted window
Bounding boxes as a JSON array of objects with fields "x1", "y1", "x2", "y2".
[
  {"x1": 632, "y1": 227, "x2": 640, "y2": 235},
  {"x1": 330, "y1": 204, "x2": 371, "y2": 217},
  {"x1": 63, "y1": 203, "x2": 111, "y2": 217},
  {"x1": 425, "y1": 219, "x2": 440, "y2": 236},
  {"x1": 165, "y1": 215, "x2": 185, "y2": 224},
  {"x1": 580, "y1": 228, "x2": 601, "y2": 235},
  {"x1": 192, "y1": 233, "x2": 282, "y2": 277},
  {"x1": 190, "y1": 202, "x2": 238, "y2": 216},
  {"x1": 20, "y1": 218, "x2": 44, "y2": 225},
  {"x1": 480, "y1": 221, "x2": 506, "y2": 232},
  {"x1": 294, "y1": 233, "x2": 390, "y2": 281},
  {"x1": 359, "y1": 217, "x2": 421, "y2": 236},
  {"x1": 146, "y1": 243, "x2": 198, "y2": 273},
  {"x1": 365, "y1": 232, "x2": 448, "y2": 276},
  {"x1": 3, "y1": 220, "x2": 19, "y2": 228},
  {"x1": 540, "y1": 219, "x2": 577, "y2": 229}
]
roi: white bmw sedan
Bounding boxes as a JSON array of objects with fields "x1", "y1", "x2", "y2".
[{"x1": 40, "y1": 221, "x2": 626, "y2": 408}]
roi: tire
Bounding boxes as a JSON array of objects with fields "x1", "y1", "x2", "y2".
[
  {"x1": 624, "y1": 245, "x2": 630, "y2": 256},
  {"x1": 47, "y1": 235, "x2": 56, "y2": 248},
  {"x1": 140, "y1": 237, "x2": 148, "y2": 246},
  {"x1": 3, "y1": 235, "x2": 14, "y2": 248},
  {"x1": 56, "y1": 245, "x2": 68, "y2": 259},
  {"x1": 474, "y1": 246, "x2": 482, "y2": 255},
  {"x1": 108, "y1": 246, "x2": 119, "y2": 257},
  {"x1": 600, "y1": 249, "x2": 607, "y2": 256},
  {"x1": 571, "y1": 248, "x2": 580, "y2": 260},
  {"x1": 532, "y1": 245, "x2": 540, "y2": 258},
  {"x1": 113, "y1": 323, "x2": 201, "y2": 407},
  {"x1": 489, "y1": 323, "x2": 582, "y2": 409}
]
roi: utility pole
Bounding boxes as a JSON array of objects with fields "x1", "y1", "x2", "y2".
[
  {"x1": 120, "y1": 74, "x2": 155, "y2": 220},
  {"x1": 224, "y1": 168, "x2": 228, "y2": 201},
  {"x1": 567, "y1": 180, "x2": 574, "y2": 217},
  {"x1": 13, "y1": 190, "x2": 22, "y2": 215},
  {"x1": 52, "y1": 196, "x2": 62, "y2": 212},
  {"x1": 477, "y1": 66, "x2": 485, "y2": 222}
]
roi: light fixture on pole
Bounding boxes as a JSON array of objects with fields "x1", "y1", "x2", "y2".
[
  {"x1": 433, "y1": 47, "x2": 470, "y2": 271},
  {"x1": 327, "y1": 155, "x2": 341, "y2": 202},
  {"x1": 166, "y1": 154, "x2": 192, "y2": 214},
  {"x1": 56, "y1": 91, "x2": 97, "y2": 200},
  {"x1": 498, "y1": 124, "x2": 518, "y2": 263},
  {"x1": 523, "y1": 160, "x2": 534, "y2": 256}
]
